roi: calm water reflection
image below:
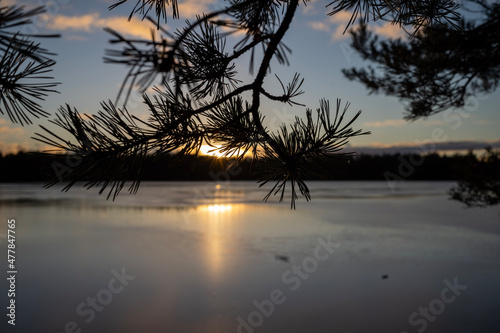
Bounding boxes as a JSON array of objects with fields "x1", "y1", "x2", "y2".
[{"x1": 0, "y1": 181, "x2": 499, "y2": 333}]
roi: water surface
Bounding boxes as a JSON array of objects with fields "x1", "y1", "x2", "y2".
[{"x1": 0, "y1": 181, "x2": 499, "y2": 333}]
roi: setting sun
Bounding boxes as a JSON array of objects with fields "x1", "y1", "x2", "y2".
[
  {"x1": 199, "y1": 145, "x2": 247, "y2": 158},
  {"x1": 199, "y1": 144, "x2": 225, "y2": 157}
]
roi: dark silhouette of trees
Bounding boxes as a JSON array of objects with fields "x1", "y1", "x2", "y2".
[
  {"x1": 0, "y1": 149, "x2": 488, "y2": 183},
  {"x1": 342, "y1": 0, "x2": 500, "y2": 206},
  {"x1": 0, "y1": 3, "x2": 60, "y2": 125},
  {"x1": 342, "y1": 0, "x2": 500, "y2": 119},
  {"x1": 449, "y1": 147, "x2": 500, "y2": 207}
]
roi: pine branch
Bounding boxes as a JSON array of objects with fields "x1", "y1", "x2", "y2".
[
  {"x1": 326, "y1": 0, "x2": 461, "y2": 36},
  {"x1": 37, "y1": 0, "x2": 372, "y2": 208},
  {"x1": 0, "y1": 4, "x2": 60, "y2": 125},
  {"x1": 342, "y1": 14, "x2": 500, "y2": 119},
  {"x1": 0, "y1": 39, "x2": 59, "y2": 125},
  {"x1": 260, "y1": 73, "x2": 305, "y2": 106},
  {"x1": 33, "y1": 91, "x2": 205, "y2": 199},
  {"x1": 256, "y1": 99, "x2": 369, "y2": 209},
  {"x1": 0, "y1": 5, "x2": 59, "y2": 62},
  {"x1": 108, "y1": 0, "x2": 179, "y2": 27}
]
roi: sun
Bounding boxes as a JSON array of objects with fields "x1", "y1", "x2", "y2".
[
  {"x1": 199, "y1": 144, "x2": 226, "y2": 157},
  {"x1": 199, "y1": 144, "x2": 248, "y2": 158}
]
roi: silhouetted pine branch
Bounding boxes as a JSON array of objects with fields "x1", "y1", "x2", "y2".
[
  {"x1": 257, "y1": 99, "x2": 369, "y2": 208},
  {"x1": 0, "y1": 3, "x2": 60, "y2": 125},
  {"x1": 35, "y1": 0, "x2": 467, "y2": 207},
  {"x1": 205, "y1": 96, "x2": 261, "y2": 160},
  {"x1": 33, "y1": 86, "x2": 204, "y2": 199},
  {"x1": 327, "y1": 0, "x2": 461, "y2": 36},
  {"x1": 109, "y1": 0, "x2": 179, "y2": 27}
]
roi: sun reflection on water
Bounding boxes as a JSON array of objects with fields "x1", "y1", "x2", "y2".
[
  {"x1": 204, "y1": 204, "x2": 233, "y2": 213},
  {"x1": 198, "y1": 204, "x2": 239, "y2": 283}
]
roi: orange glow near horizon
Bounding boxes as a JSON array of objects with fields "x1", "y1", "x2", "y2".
[
  {"x1": 199, "y1": 144, "x2": 247, "y2": 158},
  {"x1": 199, "y1": 144, "x2": 225, "y2": 157}
]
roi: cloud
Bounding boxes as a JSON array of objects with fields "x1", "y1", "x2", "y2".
[
  {"x1": 0, "y1": 124, "x2": 25, "y2": 136},
  {"x1": 302, "y1": 0, "x2": 319, "y2": 15},
  {"x1": 104, "y1": 16, "x2": 157, "y2": 40},
  {"x1": 0, "y1": 120, "x2": 30, "y2": 154},
  {"x1": 417, "y1": 119, "x2": 447, "y2": 126},
  {"x1": 0, "y1": 142, "x2": 31, "y2": 155},
  {"x1": 45, "y1": 0, "x2": 218, "y2": 39},
  {"x1": 364, "y1": 118, "x2": 448, "y2": 128},
  {"x1": 48, "y1": 13, "x2": 99, "y2": 32},
  {"x1": 329, "y1": 10, "x2": 353, "y2": 40},
  {"x1": 473, "y1": 119, "x2": 497, "y2": 125},
  {"x1": 46, "y1": 13, "x2": 158, "y2": 39},
  {"x1": 2, "y1": 0, "x2": 17, "y2": 6},
  {"x1": 106, "y1": 0, "x2": 216, "y2": 20},
  {"x1": 309, "y1": 10, "x2": 408, "y2": 41},
  {"x1": 309, "y1": 21, "x2": 330, "y2": 32},
  {"x1": 178, "y1": 0, "x2": 216, "y2": 19},
  {"x1": 372, "y1": 22, "x2": 407, "y2": 39},
  {"x1": 306, "y1": 11, "x2": 362, "y2": 40},
  {"x1": 363, "y1": 119, "x2": 407, "y2": 128}
]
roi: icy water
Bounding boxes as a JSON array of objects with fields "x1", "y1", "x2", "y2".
[{"x1": 0, "y1": 181, "x2": 499, "y2": 333}]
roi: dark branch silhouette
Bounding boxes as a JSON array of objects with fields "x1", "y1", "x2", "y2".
[
  {"x1": 449, "y1": 147, "x2": 500, "y2": 207},
  {"x1": 327, "y1": 0, "x2": 461, "y2": 36},
  {"x1": 109, "y1": 0, "x2": 179, "y2": 27},
  {"x1": 342, "y1": 0, "x2": 500, "y2": 119},
  {"x1": 340, "y1": 0, "x2": 500, "y2": 207},
  {"x1": 0, "y1": 4, "x2": 60, "y2": 125},
  {"x1": 33, "y1": 0, "x2": 468, "y2": 207}
]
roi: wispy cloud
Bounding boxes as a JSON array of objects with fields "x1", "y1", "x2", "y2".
[
  {"x1": 364, "y1": 118, "x2": 448, "y2": 128},
  {"x1": 104, "y1": 0, "x2": 216, "y2": 20},
  {"x1": 306, "y1": 11, "x2": 361, "y2": 41},
  {"x1": 363, "y1": 119, "x2": 407, "y2": 128},
  {"x1": 105, "y1": 16, "x2": 157, "y2": 39},
  {"x1": 302, "y1": 0, "x2": 319, "y2": 15},
  {"x1": 473, "y1": 119, "x2": 497, "y2": 125},
  {"x1": 308, "y1": 10, "x2": 408, "y2": 41},
  {"x1": 0, "y1": 121, "x2": 25, "y2": 136},
  {"x1": 309, "y1": 21, "x2": 330, "y2": 32},
  {"x1": 0, "y1": 142, "x2": 31, "y2": 155},
  {"x1": 178, "y1": 0, "x2": 216, "y2": 18},
  {"x1": 46, "y1": 13, "x2": 158, "y2": 39},
  {"x1": 329, "y1": 10, "x2": 353, "y2": 40},
  {"x1": 0, "y1": 120, "x2": 30, "y2": 154},
  {"x1": 372, "y1": 22, "x2": 406, "y2": 39},
  {"x1": 2, "y1": 0, "x2": 17, "y2": 6},
  {"x1": 48, "y1": 13, "x2": 99, "y2": 32},
  {"x1": 45, "y1": 0, "x2": 218, "y2": 40}
]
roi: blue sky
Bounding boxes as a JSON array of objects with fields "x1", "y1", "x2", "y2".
[{"x1": 1, "y1": 0, "x2": 499, "y2": 155}]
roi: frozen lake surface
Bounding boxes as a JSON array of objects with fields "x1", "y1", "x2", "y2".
[{"x1": 0, "y1": 181, "x2": 499, "y2": 333}]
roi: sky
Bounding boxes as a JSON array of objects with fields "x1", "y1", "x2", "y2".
[{"x1": 1, "y1": 0, "x2": 499, "y2": 156}]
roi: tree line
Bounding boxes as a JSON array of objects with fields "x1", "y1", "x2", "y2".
[{"x1": 0, "y1": 150, "x2": 483, "y2": 182}]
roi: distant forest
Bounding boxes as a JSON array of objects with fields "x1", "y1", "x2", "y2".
[{"x1": 0, "y1": 150, "x2": 479, "y2": 182}]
